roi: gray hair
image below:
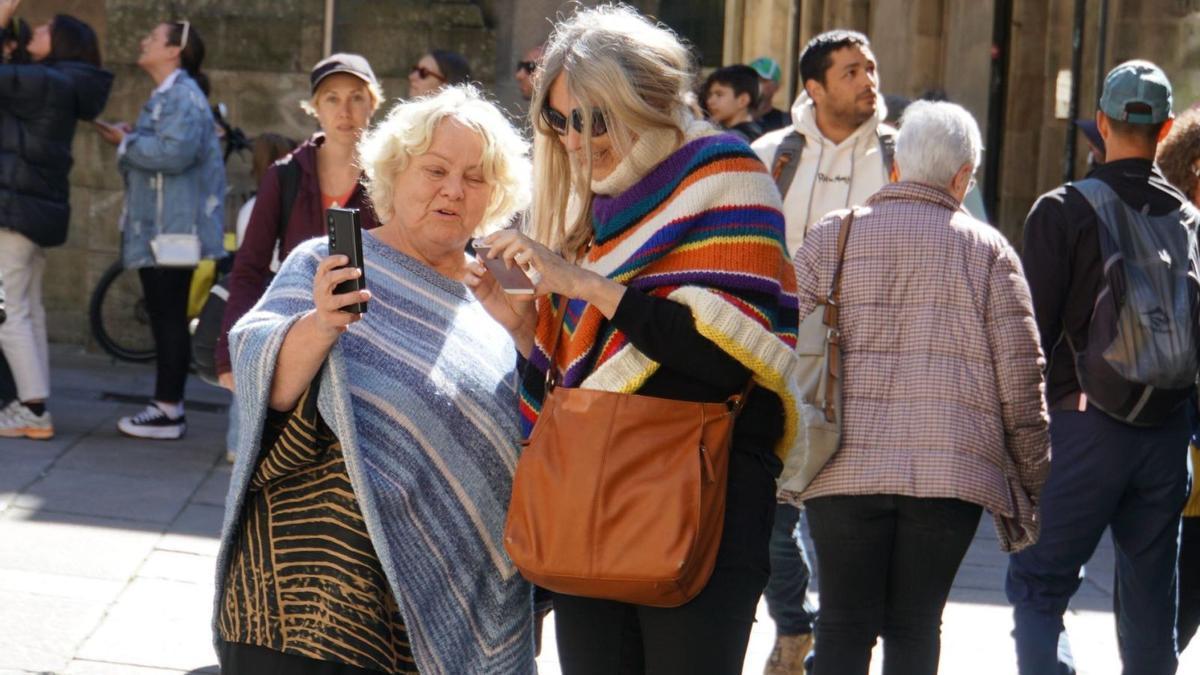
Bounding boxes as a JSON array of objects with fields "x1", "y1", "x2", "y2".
[{"x1": 895, "y1": 101, "x2": 982, "y2": 188}]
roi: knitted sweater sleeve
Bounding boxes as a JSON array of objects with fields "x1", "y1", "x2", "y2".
[{"x1": 608, "y1": 287, "x2": 750, "y2": 391}]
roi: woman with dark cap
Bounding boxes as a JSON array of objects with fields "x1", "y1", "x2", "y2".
[
  {"x1": 95, "y1": 19, "x2": 223, "y2": 440},
  {"x1": 214, "y1": 53, "x2": 382, "y2": 396},
  {"x1": 0, "y1": 0, "x2": 112, "y2": 441},
  {"x1": 408, "y1": 48, "x2": 471, "y2": 97}
]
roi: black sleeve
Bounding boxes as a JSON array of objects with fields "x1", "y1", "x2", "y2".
[
  {"x1": 607, "y1": 288, "x2": 750, "y2": 391},
  {"x1": 1021, "y1": 190, "x2": 1072, "y2": 362}
]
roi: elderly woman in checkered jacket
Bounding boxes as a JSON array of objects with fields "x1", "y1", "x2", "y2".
[{"x1": 789, "y1": 100, "x2": 1051, "y2": 675}]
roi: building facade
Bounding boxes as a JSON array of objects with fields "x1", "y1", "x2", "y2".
[{"x1": 14, "y1": 0, "x2": 1200, "y2": 347}]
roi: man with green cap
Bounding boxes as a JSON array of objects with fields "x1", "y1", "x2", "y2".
[
  {"x1": 750, "y1": 56, "x2": 791, "y2": 133},
  {"x1": 1009, "y1": 60, "x2": 1198, "y2": 675}
]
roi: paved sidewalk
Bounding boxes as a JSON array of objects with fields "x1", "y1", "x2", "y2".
[{"x1": 1, "y1": 345, "x2": 1196, "y2": 674}]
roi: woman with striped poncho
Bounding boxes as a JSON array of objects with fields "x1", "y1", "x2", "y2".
[
  {"x1": 470, "y1": 5, "x2": 802, "y2": 674},
  {"x1": 215, "y1": 86, "x2": 536, "y2": 674}
]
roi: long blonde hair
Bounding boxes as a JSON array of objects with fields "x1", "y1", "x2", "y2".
[{"x1": 528, "y1": 4, "x2": 696, "y2": 257}]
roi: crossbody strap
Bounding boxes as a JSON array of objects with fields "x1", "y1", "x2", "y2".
[
  {"x1": 543, "y1": 295, "x2": 570, "y2": 390},
  {"x1": 819, "y1": 209, "x2": 856, "y2": 421}
]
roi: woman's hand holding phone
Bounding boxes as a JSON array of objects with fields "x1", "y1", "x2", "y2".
[{"x1": 312, "y1": 254, "x2": 371, "y2": 339}]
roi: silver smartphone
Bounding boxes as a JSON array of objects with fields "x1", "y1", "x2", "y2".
[{"x1": 472, "y1": 239, "x2": 536, "y2": 295}]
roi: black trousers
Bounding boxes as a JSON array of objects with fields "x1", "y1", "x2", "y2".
[
  {"x1": 1181, "y1": 516, "x2": 1200, "y2": 652},
  {"x1": 806, "y1": 494, "x2": 983, "y2": 675},
  {"x1": 551, "y1": 447, "x2": 777, "y2": 675},
  {"x1": 137, "y1": 266, "x2": 193, "y2": 403}
]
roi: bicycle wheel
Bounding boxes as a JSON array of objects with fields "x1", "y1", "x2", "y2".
[{"x1": 89, "y1": 260, "x2": 156, "y2": 363}]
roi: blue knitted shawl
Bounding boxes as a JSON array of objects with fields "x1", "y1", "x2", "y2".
[{"x1": 215, "y1": 233, "x2": 535, "y2": 674}]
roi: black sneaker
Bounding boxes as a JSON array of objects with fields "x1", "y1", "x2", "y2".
[{"x1": 117, "y1": 404, "x2": 187, "y2": 440}]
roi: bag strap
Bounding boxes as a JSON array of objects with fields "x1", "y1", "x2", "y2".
[
  {"x1": 877, "y1": 127, "x2": 897, "y2": 181},
  {"x1": 819, "y1": 209, "x2": 856, "y2": 422},
  {"x1": 544, "y1": 295, "x2": 570, "y2": 390},
  {"x1": 770, "y1": 130, "x2": 806, "y2": 200}
]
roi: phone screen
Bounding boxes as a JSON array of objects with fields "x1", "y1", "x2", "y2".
[{"x1": 327, "y1": 207, "x2": 368, "y2": 313}]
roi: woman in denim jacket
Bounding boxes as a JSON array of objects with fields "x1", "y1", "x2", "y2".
[{"x1": 96, "y1": 20, "x2": 224, "y2": 440}]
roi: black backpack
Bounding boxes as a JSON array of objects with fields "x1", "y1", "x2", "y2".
[
  {"x1": 1067, "y1": 177, "x2": 1200, "y2": 426},
  {"x1": 191, "y1": 159, "x2": 302, "y2": 385}
]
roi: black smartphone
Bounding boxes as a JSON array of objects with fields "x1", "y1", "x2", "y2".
[{"x1": 326, "y1": 207, "x2": 368, "y2": 314}]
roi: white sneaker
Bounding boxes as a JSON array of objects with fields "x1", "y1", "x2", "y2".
[
  {"x1": 0, "y1": 403, "x2": 55, "y2": 440},
  {"x1": 118, "y1": 404, "x2": 186, "y2": 440}
]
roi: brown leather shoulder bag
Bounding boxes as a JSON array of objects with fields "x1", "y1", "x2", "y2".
[{"x1": 504, "y1": 299, "x2": 753, "y2": 607}]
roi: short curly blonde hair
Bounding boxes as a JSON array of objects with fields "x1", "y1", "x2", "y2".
[
  {"x1": 357, "y1": 85, "x2": 531, "y2": 231},
  {"x1": 1158, "y1": 108, "x2": 1200, "y2": 201}
]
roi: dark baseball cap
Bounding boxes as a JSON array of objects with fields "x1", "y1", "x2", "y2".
[
  {"x1": 310, "y1": 53, "x2": 378, "y2": 94},
  {"x1": 1074, "y1": 119, "x2": 1105, "y2": 156},
  {"x1": 1099, "y1": 60, "x2": 1172, "y2": 125}
]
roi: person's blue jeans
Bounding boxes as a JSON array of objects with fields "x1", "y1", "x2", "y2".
[
  {"x1": 764, "y1": 502, "x2": 818, "y2": 635},
  {"x1": 226, "y1": 390, "x2": 240, "y2": 454},
  {"x1": 1006, "y1": 406, "x2": 1190, "y2": 675}
]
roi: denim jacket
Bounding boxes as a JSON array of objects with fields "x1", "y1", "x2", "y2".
[{"x1": 119, "y1": 70, "x2": 225, "y2": 269}]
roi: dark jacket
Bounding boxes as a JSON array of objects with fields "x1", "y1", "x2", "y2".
[
  {"x1": 215, "y1": 134, "x2": 378, "y2": 374},
  {"x1": 0, "y1": 60, "x2": 114, "y2": 247},
  {"x1": 729, "y1": 120, "x2": 764, "y2": 144},
  {"x1": 1021, "y1": 158, "x2": 1196, "y2": 408}
]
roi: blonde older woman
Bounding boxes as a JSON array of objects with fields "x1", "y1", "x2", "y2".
[
  {"x1": 215, "y1": 53, "x2": 384, "y2": 389},
  {"x1": 214, "y1": 85, "x2": 535, "y2": 675},
  {"x1": 474, "y1": 5, "x2": 800, "y2": 674}
]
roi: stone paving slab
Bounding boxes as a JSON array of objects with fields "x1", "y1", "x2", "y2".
[
  {"x1": 190, "y1": 466, "x2": 231, "y2": 508},
  {"x1": 158, "y1": 503, "x2": 224, "y2": 557},
  {"x1": 0, "y1": 590, "x2": 111, "y2": 674},
  {"x1": 13, "y1": 467, "x2": 206, "y2": 524},
  {"x1": 138, "y1": 550, "x2": 219, "y2": 586},
  {"x1": 0, "y1": 508, "x2": 161, "y2": 580},
  {"x1": 55, "y1": 437, "x2": 219, "y2": 479},
  {"x1": 63, "y1": 661, "x2": 212, "y2": 675},
  {"x1": 0, "y1": 447, "x2": 58, "y2": 511},
  {"x1": 76, "y1": 577, "x2": 218, "y2": 672}
]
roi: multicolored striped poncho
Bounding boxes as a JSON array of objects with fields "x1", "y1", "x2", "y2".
[{"x1": 520, "y1": 130, "x2": 804, "y2": 459}]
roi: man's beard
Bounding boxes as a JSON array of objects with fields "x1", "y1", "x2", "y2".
[{"x1": 833, "y1": 95, "x2": 876, "y2": 129}]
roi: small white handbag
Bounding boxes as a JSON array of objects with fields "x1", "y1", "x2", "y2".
[{"x1": 150, "y1": 233, "x2": 202, "y2": 267}]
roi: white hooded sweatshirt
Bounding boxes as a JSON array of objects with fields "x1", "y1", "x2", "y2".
[{"x1": 752, "y1": 93, "x2": 894, "y2": 258}]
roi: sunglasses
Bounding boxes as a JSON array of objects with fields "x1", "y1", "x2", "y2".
[
  {"x1": 541, "y1": 105, "x2": 608, "y2": 137},
  {"x1": 175, "y1": 20, "x2": 190, "y2": 50},
  {"x1": 411, "y1": 65, "x2": 446, "y2": 82},
  {"x1": 516, "y1": 60, "x2": 538, "y2": 75}
]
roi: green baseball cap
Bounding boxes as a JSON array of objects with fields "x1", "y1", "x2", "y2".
[
  {"x1": 749, "y1": 57, "x2": 782, "y2": 84},
  {"x1": 1099, "y1": 60, "x2": 1173, "y2": 124}
]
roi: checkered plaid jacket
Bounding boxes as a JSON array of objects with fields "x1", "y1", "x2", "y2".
[{"x1": 792, "y1": 182, "x2": 1051, "y2": 551}]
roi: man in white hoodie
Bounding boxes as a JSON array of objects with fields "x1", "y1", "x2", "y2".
[
  {"x1": 752, "y1": 29, "x2": 894, "y2": 675},
  {"x1": 753, "y1": 30, "x2": 895, "y2": 258}
]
